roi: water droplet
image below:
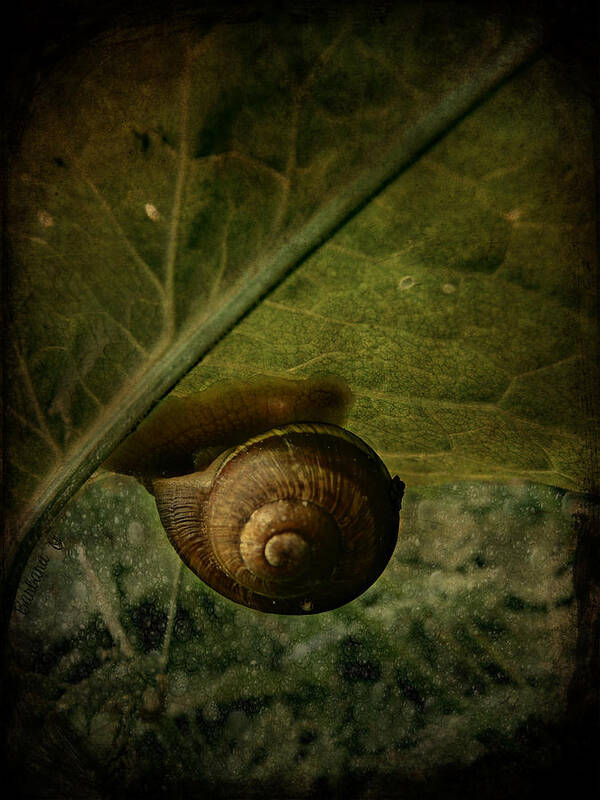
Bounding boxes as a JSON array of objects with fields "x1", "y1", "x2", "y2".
[
  {"x1": 127, "y1": 520, "x2": 144, "y2": 544},
  {"x1": 398, "y1": 275, "x2": 415, "y2": 291}
]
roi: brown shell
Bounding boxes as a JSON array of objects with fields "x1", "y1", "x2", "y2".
[{"x1": 153, "y1": 423, "x2": 403, "y2": 615}]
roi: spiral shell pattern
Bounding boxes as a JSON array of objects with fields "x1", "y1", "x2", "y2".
[{"x1": 156, "y1": 423, "x2": 402, "y2": 614}]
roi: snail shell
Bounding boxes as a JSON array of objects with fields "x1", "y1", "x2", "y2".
[{"x1": 107, "y1": 376, "x2": 404, "y2": 614}]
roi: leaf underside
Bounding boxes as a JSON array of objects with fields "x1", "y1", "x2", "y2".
[
  {"x1": 5, "y1": 4, "x2": 598, "y2": 584},
  {"x1": 186, "y1": 55, "x2": 598, "y2": 492}
]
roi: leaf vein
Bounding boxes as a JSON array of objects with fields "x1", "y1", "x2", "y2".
[
  {"x1": 12, "y1": 342, "x2": 63, "y2": 457},
  {"x1": 68, "y1": 158, "x2": 166, "y2": 300},
  {"x1": 163, "y1": 41, "x2": 193, "y2": 338}
]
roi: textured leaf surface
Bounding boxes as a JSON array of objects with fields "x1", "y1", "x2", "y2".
[
  {"x1": 5, "y1": 5, "x2": 547, "y2": 572},
  {"x1": 180, "y1": 56, "x2": 598, "y2": 491},
  {"x1": 7, "y1": 476, "x2": 577, "y2": 796}
]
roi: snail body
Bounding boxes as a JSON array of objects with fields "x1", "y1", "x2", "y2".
[{"x1": 107, "y1": 376, "x2": 404, "y2": 614}]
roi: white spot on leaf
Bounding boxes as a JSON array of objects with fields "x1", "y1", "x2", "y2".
[
  {"x1": 398, "y1": 275, "x2": 415, "y2": 291},
  {"x1": 145, "y1": 203, "x2": 160, "y2": 221},
  {"x1": 38, "y1": 210, "x2": 54, "y2": 228},
  {"x1": 505, "y1": 208, "x2": 522, "y2": 222},
  {"x1": 442, "y1": 283, "x2": 456, "y2": 294}
]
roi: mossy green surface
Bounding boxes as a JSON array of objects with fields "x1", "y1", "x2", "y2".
[{"x1": 8, "y1": 477, "x2": 577, "y2": 796}]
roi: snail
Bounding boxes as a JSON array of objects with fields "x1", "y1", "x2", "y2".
[{"x1": 106, "y1": 375, "x2": 404, "y2": 614}]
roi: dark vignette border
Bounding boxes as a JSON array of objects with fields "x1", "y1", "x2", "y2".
[{"x1": 1, "y1": 1, "x2": 598, "y2": 797}]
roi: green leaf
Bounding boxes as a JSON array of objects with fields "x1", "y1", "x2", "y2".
[
  {"x1": 5, "y1": 7, "x2": 546, "y2": 564},
  {"x1": 5, "y1": 5, "x2": 597, "y2": 595},
  {"x1": 180, "y1": 56, "x2": 598, "y2": 491}
]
